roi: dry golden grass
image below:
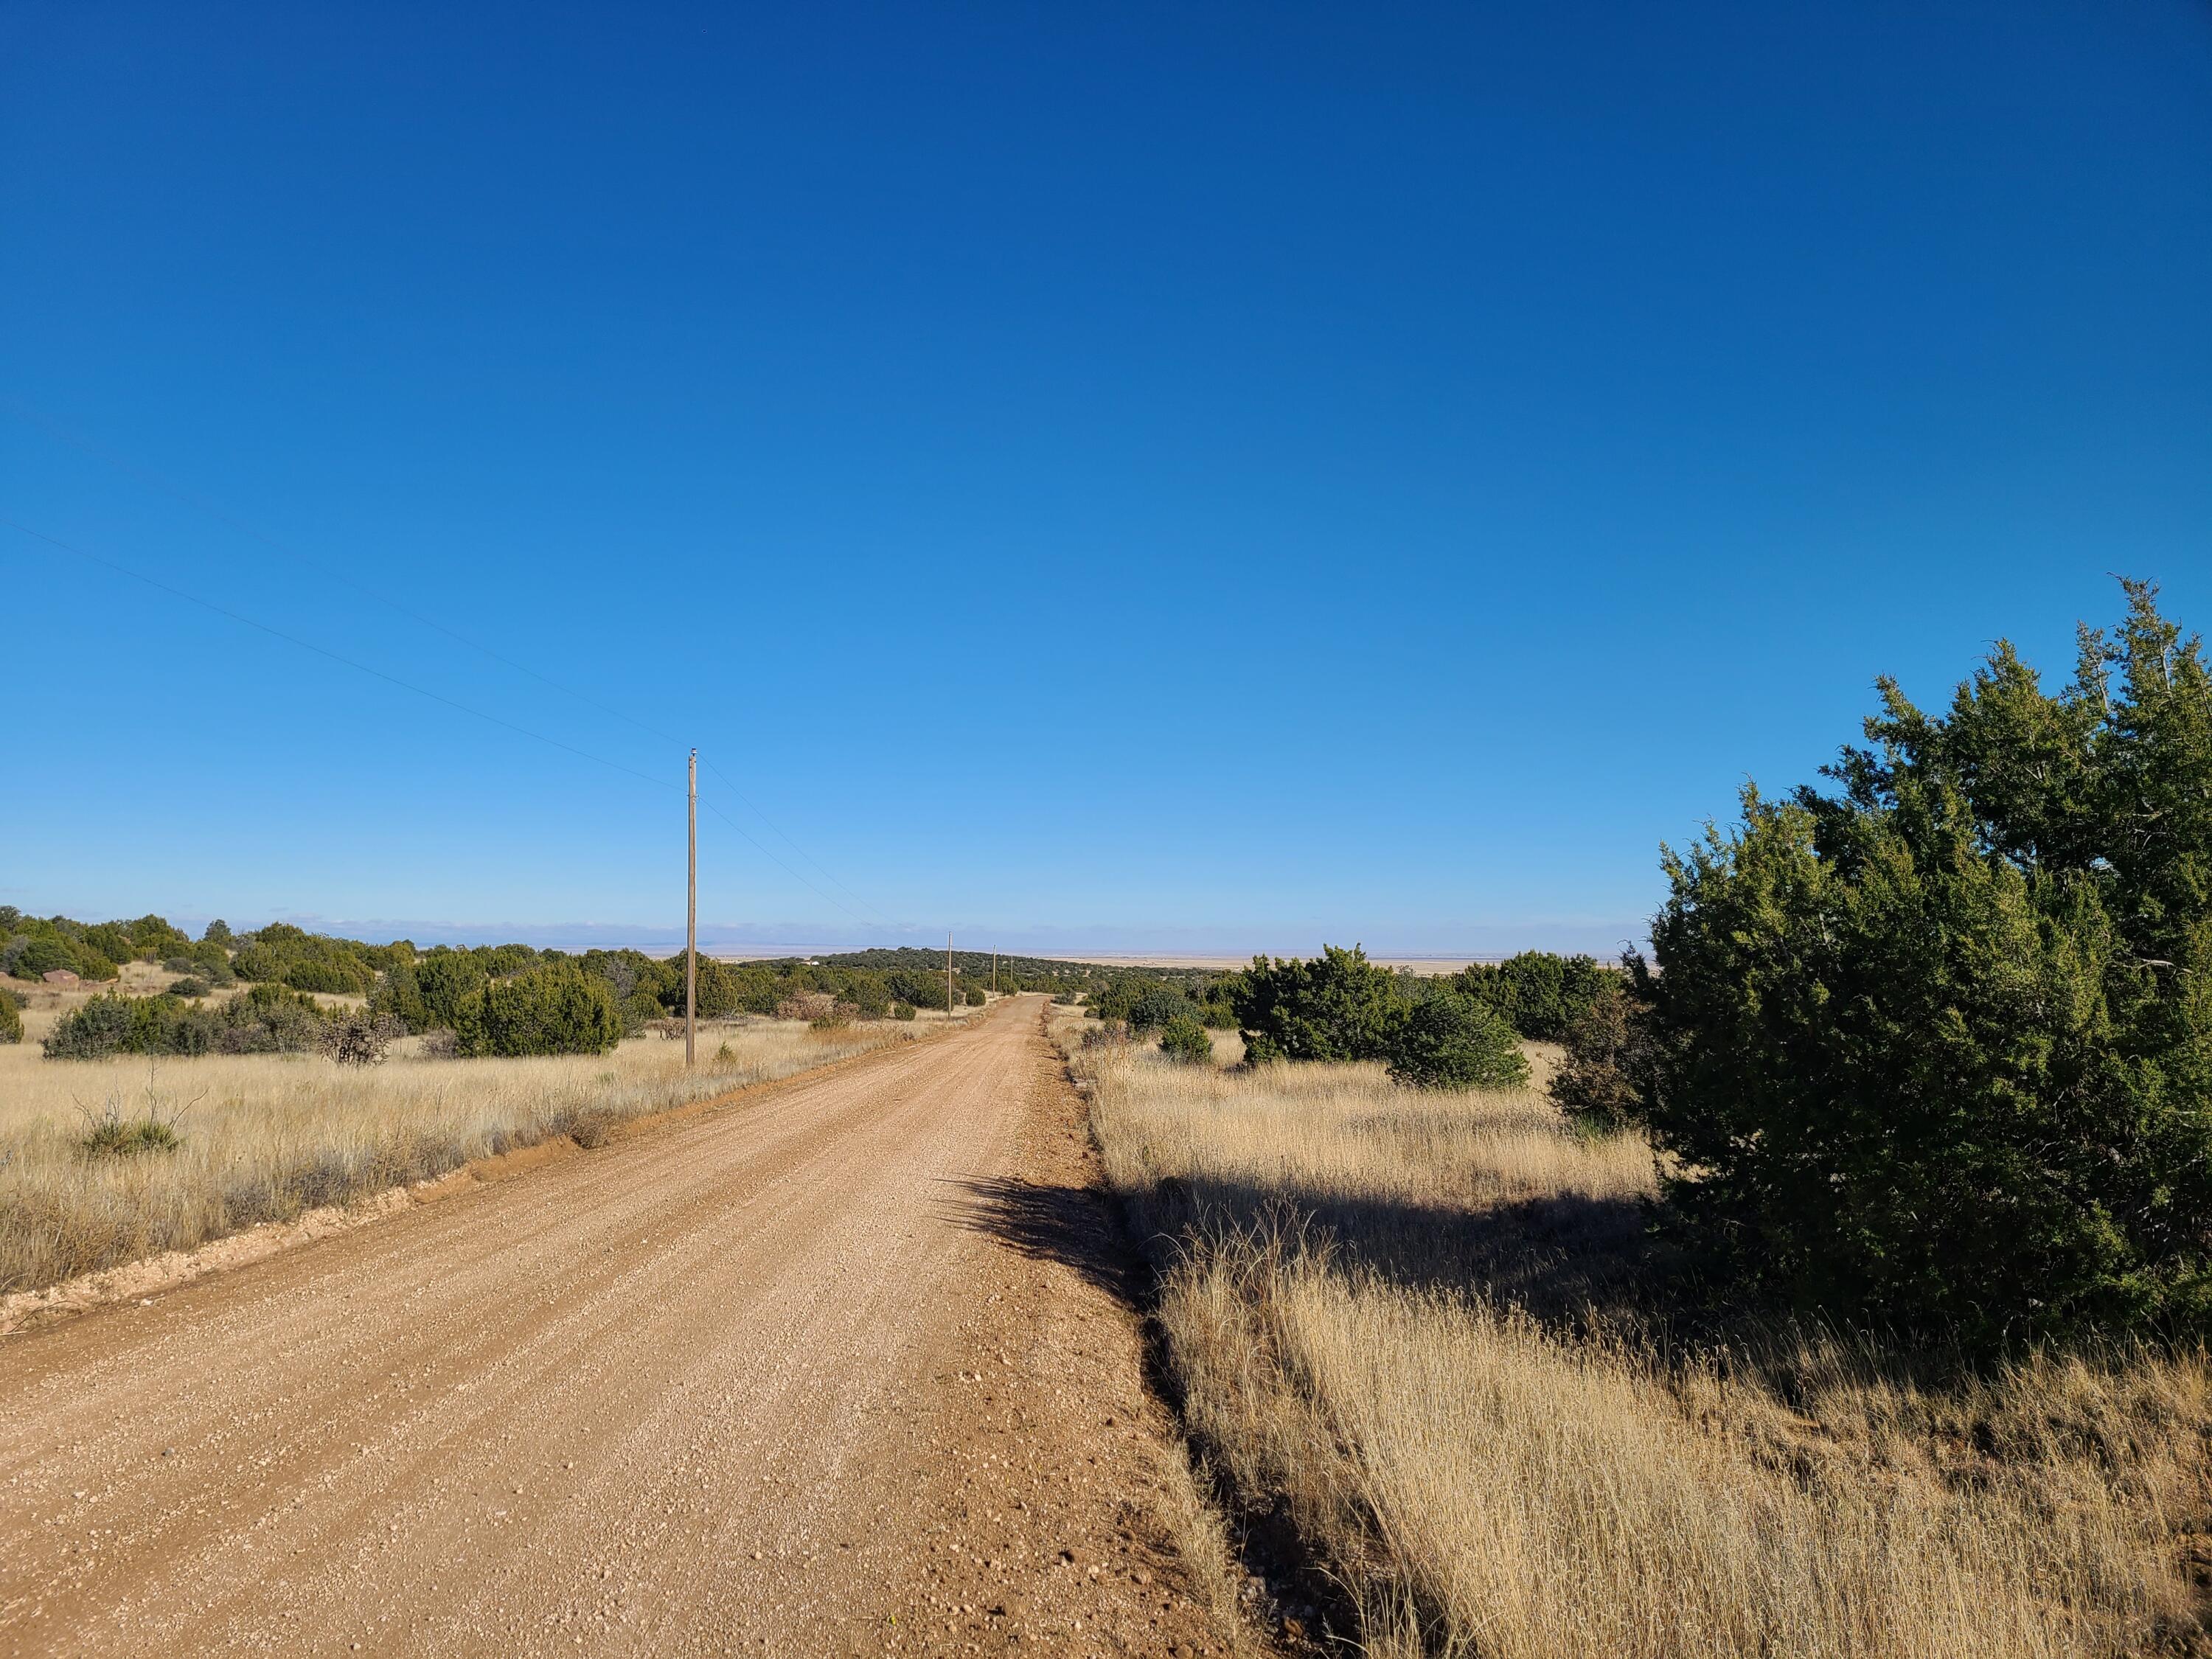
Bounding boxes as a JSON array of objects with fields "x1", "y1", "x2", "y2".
[
  {"x1": 1057, "y1": 1011, "x2": 2212, "y2": 1658},
  {"x1": 0, "y1": 992, "x2": 931, "y2": 1297}
]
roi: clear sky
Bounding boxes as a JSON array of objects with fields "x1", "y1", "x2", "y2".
[{"x1": 4, "y1": 1, "x2": 2208, "y2": 957}]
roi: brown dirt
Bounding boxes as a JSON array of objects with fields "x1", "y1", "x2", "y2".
[{"x1": 0, "y1": 997, "x2": 1250, "y2": 1658}]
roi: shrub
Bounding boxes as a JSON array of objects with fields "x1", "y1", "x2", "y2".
[
  {"x1": 453, "y1": 961, "x2": 622, "y2": 1057},
  {"x1": 1231, "y1": 945, "x2": 1402, "y2": 1062},
  {"x1": 43, "y1": 982, "x2": 327, "y2": 1058},
  {"x1": 120, "y1": 914, "x2": 192, "y2": 961},
  {"x1": 891, "y1": 1001, "x2": 918, "y2": 1021},
  {"x1": 964, "y1": 987, "x2": 987, "y2": 1007},
  {"x1": 181, "y1": 939, "x2": 234, "y2": 983},
  {"x1": 1455, "y1": 951, "x2": 1610, "y2": 1042},
  {"x1": 843, "y1": 972, "x2": 892, "y2": 1018},
  {"x1": 470, "y1": 942, "x2": 540, "y2": 978},
  {"x1": 78, "y1": 1113, "x2": 181, "y2": 1158},
  {"x1": 318, "y1": 1010, "x2": 406, "y2": 1065},
  {"x1": 279, "y1": 954, "x2": 372, "y2": 994},
  {"x1": 232, "y1": 925, "x2": 378, "y2": 995},
  {"x1": 1158, "y1": 1014, "x2": 1213, "y2": 1065},
  {"x1": 689, "y1": 959, "x2": 780, "y2": 1018},
  {"x1": 168, "y1": 976, "x2": 211, "y2": 999},
  {"x1": 44, "y1": 992, "x2": 167, "y2": 1058},
  {"x1": 1124, "y1": 984, "x2": 1192, "y2": 1033},
  {"x1": 9, "y1": 930, "x2": 117, "y2": 982},
  {"x1": 83, "y1": 922, "x2": 137, "y2": 964},
  {"x1": 1384, "y1": 990, "x2": 1528, "y2": 1091},
  {"x1": 373, "y1": 951, "x2": 487, "y2": 1033},
  {"x1": 1635, "y1": 582, "x2": 2212, "y2": 1344},
  {"x1": 1548, "y1": 975, "x2": 1647, "y2": 1132},
  {"x1": 0, "y1": 987, "x2": 20, "y2": 1045},
  {"x1": 1197, "y1": 995, "x2": 1242, "y2": 1029},
  {"x1": 417, "y1": 953, "x2": 496, "y2": 1019},
  {"x1": 367, "y1": 961, "x2": 425, "y2": 1029},
  {"x1": 218, "y1": 984, "x2": 330, "y2": 1054},
  {"x1": 887, "y1": 968, "x2": 950, "y2": 1010}
]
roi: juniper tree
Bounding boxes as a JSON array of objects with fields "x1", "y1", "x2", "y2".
[{"x1": 1635, "y1": 582, "x2": 2212, "y2": 1343}]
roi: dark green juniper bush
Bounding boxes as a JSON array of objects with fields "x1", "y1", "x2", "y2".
[
  {"x1": 1158, "y1": 1012, "x2": 1214, "y2": 1065},
  {"x1": 1627, "y1": 581, "x2": 2212, "y2": 1344},
  {"x1": 1385, "y1": 987, "x2": 1528, "y2": 1091}
]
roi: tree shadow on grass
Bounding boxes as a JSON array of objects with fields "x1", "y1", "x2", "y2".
[
  {"x1": 945, "y1": 1166, "x2": 1664, "y2": 1342},
  {"x1": 1154, "y1": 1174, "x2": 1658, "y2": 1327}
]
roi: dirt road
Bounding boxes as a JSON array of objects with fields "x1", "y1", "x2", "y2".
[{"x1": 0, "y1": 998, "x2": 1236, "y2": 1658}]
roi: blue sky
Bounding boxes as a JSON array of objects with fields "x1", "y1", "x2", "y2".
[{"x1": 4, "y1": 1, "x2": 2208, "y2": 956}]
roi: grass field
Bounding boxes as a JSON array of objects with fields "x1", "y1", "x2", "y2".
[
  {"x1": 1056, "y1": 1009, "x2": 2212, "y2": 1658},
  {"x1": 0, "y1": 970, "x2": 973, "y2": 1297}
]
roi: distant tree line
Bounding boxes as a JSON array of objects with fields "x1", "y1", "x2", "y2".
[{"x1": 21, "y1": 923, "x2": 1068, "y2": 1062}]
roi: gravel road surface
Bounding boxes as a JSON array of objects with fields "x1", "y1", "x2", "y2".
[{"x1": 0, "y1": 998, "x2": 1237, "y2": 1658}]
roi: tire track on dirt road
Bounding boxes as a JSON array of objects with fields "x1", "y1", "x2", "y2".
[{"x1": 0, "y1": 998, "x2": 1244, "y2": 1657}]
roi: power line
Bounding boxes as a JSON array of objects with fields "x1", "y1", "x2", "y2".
[
  {"x1": 697, "y1": 755, "x2": 892, "y2": 927},
  {"x1": 5, "y1": 515, "x2": 897, "y2": 931},
  {"x1": 4, "y1": 517, "x2": 677, "y2": 793},
  {"x1": 2, "y1": 395, "x2": 696, "y2": 750},
  {"x1": 3, "y1": 396, "x2": 894, "y2": 931},
  {"x1": 696, "y1": 796, "x2": 878, "y2": 929}
]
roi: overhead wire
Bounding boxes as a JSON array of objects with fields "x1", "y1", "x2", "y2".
[
  {"x1": 2, "y1": 397, "x2": 897, "y2": 927},
  {"x1": 696, "y1": 799, "x2": 877, "y2": 928},
  {"x1": 4, "y1": 518, "x2": 893, "y2": 933},
  {"x1": 698, "y1": 755, "x2": 892, "y2": 927},
  {"x1": 2, "y1": 517, "x2": 675, "y2": 793}
]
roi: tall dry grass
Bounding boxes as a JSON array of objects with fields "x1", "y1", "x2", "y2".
[
  {"x1": 1059, "y1": 1012, "x2": 2212, "y2": 1658},
  {"x1": 0, "y1": 1001, "x2": 923, "y2": 1296}
]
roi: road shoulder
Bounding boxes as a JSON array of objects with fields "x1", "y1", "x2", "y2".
[{"x1": 849, "y1": 1015, "x2": 1262, "y2": 1657}]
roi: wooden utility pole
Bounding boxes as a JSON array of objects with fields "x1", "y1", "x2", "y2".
[
  {"x1": 686, "y1": 749, "x2": 698, "y2": 1068},
  {"x1": 946, "y1": 931, "x2": 954, "y2": 1020}
]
